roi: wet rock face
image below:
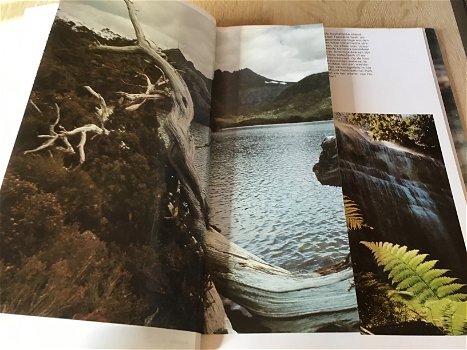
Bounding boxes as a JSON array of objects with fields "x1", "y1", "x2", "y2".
[
  {"x1": 335, "y1": 123, "x2": 466, "y2": 279},
  {"x1": 312, "y1": 136, "x2": 342, "y2": 187}
]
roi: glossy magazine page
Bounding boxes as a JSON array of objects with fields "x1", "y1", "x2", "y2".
[
  {"x1": 1, "y1": 3, "x2": 466, "y2": 350},
  {"x1": 203, "y1": 23, "x2": 357, "y2": 334},
  {"x1": 326, "y1": 27, "x2": 466, "y2": 336},
  {"x1": 0, "y1": 0, "x2": 216, "y2": 347}
]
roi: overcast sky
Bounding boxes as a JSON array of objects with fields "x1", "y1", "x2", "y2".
[
  {"x1": 57, "y1": 0, "x2": 216, "y2": 78},
  {"x1": 216, "y1": 25, "x2": 328, "y2": 82}
]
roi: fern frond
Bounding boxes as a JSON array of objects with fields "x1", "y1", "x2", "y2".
[
  {"x1": 400, "y1": 249, "x2": 420, "y2": 264},
  {"x1": 396, "y1": 275, "x2": 421, "y2": 291},
  {"x1": 429, "y1": 276, "x2": 457, "y2": 290},
  {"x1": 425, "y1": 299, "x2": 467, "y2": 335},
  {"x1": 391, "y1": 269, "x2": 415, "y2": 284},
  {"x1": 362, "y1": 241, "x2": 467, "y2": 335},
  {"x1": 343, "y1": 196, "x2": 372, "y2": 231},
  {"x1": 437, "y1": 283, "x2": 465, "y2": 298},
  {"x1": 415, "y1": 260, "x2": 438, "y2": 276},
  {"x1": 408, "y1": 254, "x2": 428, "y2": 269},
  {"x1": 361, "y1": 241, "x2": 465, "y2": 303},
  {"x1": 422, "y1": 269, "x2": 450, "y2": 284},
  {"x1": 387, "y1": 263, "x2": 410, "y2": 280},
  {"x1": 417, "y1": 288, "x2": 437, "y2": 304},
  {"x1": 445, "y1": 293, "x2": 467, "y2": 302}
]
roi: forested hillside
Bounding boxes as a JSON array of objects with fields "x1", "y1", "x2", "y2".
[{"x1": 0, "y1": 18, "x2": 207, "y2": 331}]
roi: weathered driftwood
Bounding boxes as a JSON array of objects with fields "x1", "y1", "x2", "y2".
[
  {"x1": 97, "y1": 0, "x2": 358, "y2": 333},
  {"x1": 205, "y1": 227, "x2": 358, "y2": 331}
]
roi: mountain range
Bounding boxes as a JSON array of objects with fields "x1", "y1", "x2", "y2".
[
  {"x1": 57, "y1": 18, "x2": 331, "y2": 130},
  {"x1": 211, "y1": 68, "x2": 332, "y2": 129},
  {"x1": 60, "y1": 18, "x2": 212, "y2": 126}
]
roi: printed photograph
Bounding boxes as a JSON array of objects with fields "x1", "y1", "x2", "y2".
[
  {"x1": 333, "y1": 112, "x2": 466, "y2": 335},
  {"x1": 211, "y1": 25, "x2": 333, "y2": 130},
  {"x1": 0, "y1": 0, "x2": 215, "y2": 332},
  {"x1": 206, "y1": 25, "x2": 359, "y2": 333}
]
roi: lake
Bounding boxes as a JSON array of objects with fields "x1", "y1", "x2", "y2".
[{"x1": 207, "y1": 121, "x2": 349, "y2": 272}]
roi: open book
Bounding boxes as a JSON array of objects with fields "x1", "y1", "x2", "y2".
[{"x1": 0, "y1": 1, "x2": 465, "y2": 348}]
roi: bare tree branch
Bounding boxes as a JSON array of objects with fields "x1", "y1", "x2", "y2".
[
  {"x1": 83, "y1": 86, "x2": 113, "y2": 133},
  {"x1": 153, "y1": 65, "x2": 169, "y2": 86},
  {"x1": 77, "y1": 132, "x2": 87, "y2": 164},
  {"x1": 142, "y1": 73, "x2": 155, "y2": 94},
  {"x1": 24, "y1": 89, "x2": 111, "y2": 163},
  {"x1": 29, "y1": 100, "x2": 43, "y2": 116},
  {"x1": 91, "y1": 44, "x2": 142, "y2": 54},
  {"x1": 115, "y1": 73, "x2": 169, "y2": 111},
  {"x1": 124, "y1": 0, "x2": 146, "y2": 45}
]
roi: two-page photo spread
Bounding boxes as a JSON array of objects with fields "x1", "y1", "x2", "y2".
[
  {"x1": 0, "y1": 0, "x2": 358, "y2": 338},
  {"x1": 0, "y1": 0, "x2": 216, "y2": 335},
  {"x1": 0, "y1": 1, "x2": 466, "y2": 348}
]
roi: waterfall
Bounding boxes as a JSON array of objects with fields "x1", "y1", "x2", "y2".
[{"x1": 336, "y1": 123, "x2": 466, "y2": 279}]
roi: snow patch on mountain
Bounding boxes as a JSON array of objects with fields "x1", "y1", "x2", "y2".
[{"x1": 265, "y1": 80, "x2": 288, "y2": 85}]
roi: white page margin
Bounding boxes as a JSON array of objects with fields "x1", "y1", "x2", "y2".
[{"x1": 326, "y1": 27, "x2": 466, "y2": 243}]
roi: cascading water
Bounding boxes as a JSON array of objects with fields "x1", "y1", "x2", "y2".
[{"x1": 335, "y1": 123, "x2": 466, "y2": 279}]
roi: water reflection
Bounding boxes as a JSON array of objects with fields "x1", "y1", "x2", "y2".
[{"x1": 208, "y1": 121, "x2": 349, "y2": 272}]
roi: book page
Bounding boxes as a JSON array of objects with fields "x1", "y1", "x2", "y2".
[
  {"x1": 203, "y1": 24, "x2": 358, "y2": 335},
  {"x1": 326, "y1": 27, "x2": 466, "y2": 336},
  {"x1": 0, "y1": 1, "x2": 216, "y2": 348}
]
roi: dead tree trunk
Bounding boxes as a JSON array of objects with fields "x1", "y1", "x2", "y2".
[
  {"x1": 95, "y1": 0, "x2": 357, "y2": 333},
  {"x1": 94, "y1": 0, "x2": 206, "y2": 217}
]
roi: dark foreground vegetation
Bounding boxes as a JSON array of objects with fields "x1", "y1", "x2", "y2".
[
  {"x1": 0, "y1": 18, "x2": 206, "y2": 331},
  {"x1": 332, "y1": 116, "x2": 466, "y2": 335}
]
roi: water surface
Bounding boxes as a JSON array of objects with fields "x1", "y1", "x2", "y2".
[{"x1": 208, "y1": 121, "x2": 349, "y2": 272}]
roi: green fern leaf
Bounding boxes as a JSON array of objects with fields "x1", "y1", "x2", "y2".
[
  {"x1": 396, "y1": 275, "x2": 420, "y2": 290},
  {"x1": 361, "y1": 241, "x2": 464, "y2": 302},
  {"x1": 415, "y1": 260, "x2": 438, "y2": 276},
  {"x1": 407, "y1": 281, "x2": 432, "y2": 296},
  {"x1": 394, "y1": 245, "x2": 408, "y2": 258},
  {"x1": 401, "y1": 249, "x2": 420, "y2": 264},
  {"x1": 445, "y1": 293, "x2": 467, "y2": 302},
  {"x1": 417, "y1": 288, "x2": 437, "y2": 304},
  {"x1": 425, "y1": 299, "x2": 467, "y2": 335},
  {"x1": 422, "y1": 269, "x2": 450, "y2": 284},
  {"x1": 450, "y1": 302, "x2": 467, "y2": 335},
  {"x1": 383, "y1": 257, "x2": 401, "y2": 272},
  {"x1": 361, "y1": 241, "x2": 467, "y2": 335},
  {"x1": 391, "y1": 269, "x2": 415, "y2": 284},
  {"x1": 408, "y1": 254, "x2": 428, "y2": 269},
  {"x1": 437, "y1": 283, "x2": 465, "y2": 298},
  {"x1": 387, "y1": 264, "x2": 409, "y2": 280},
  {"x1": 429, "y1": 276, "x2": 458, "y2": 290}
]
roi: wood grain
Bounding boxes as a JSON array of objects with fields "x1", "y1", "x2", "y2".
[
  {"x1": 205, "y1": 226, "x2": 358, "y2": 331},
  {"x1": 1, "y1": 0, "x2": 465, "y2": 128}
]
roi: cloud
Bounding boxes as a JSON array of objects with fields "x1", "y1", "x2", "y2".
[
  {"x1": 215, "y1": 25, "x2": 328, "y2": 82},
  {"x1": 58, "y1": 0, "x2": 216, "y2": 78}
]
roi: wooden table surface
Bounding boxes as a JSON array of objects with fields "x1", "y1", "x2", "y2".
[{"x1": 1, "y1": 0, "x2": 466, "y2": 130}]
